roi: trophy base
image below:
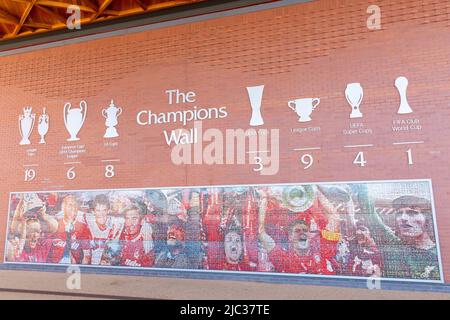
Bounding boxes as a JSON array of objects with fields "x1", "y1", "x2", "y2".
[
  {"x1": 250, "y1": 120, "x2": 264, "y2": 126},
  {"x1": 350, "y1": 110, "x2": 363, "y2": 119},
  {"x1": 19, "y1": 139, "x2": 31, "y2": 145},
  {"x1": 67, "y1": 137, "x2": 80, "y2": 142},
  {"x1": 104, "y1": 127, "x2": 119, "y2": 138},
  {"x1": 397, "y1": 105, "x2": 413, "y2": 114},
  {"x1": 298, "y1": 117, "x2": 312, "y2": 122}
]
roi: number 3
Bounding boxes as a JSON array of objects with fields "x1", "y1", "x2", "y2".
[{"x1": 253, "y1": 157, "x2": 263, "y2": 172}]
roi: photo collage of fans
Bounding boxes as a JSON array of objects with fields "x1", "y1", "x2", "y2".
[{"x1": 4, "y1": 180, "x2": 442, "y2": 281}]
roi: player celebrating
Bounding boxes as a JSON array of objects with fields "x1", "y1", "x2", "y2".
[
  {"x1": 119, "y1": 204, "x2": 154, "y2": 267},
  {"x1": 7, "y1": 196, "x2": 58, "y2": 263},
  {"x1": 257, "y1": 186, "x2": 344, "y2": 275},
  {"x1": 48, "y1": 195, "x2": 92, "y2": 265},
  {"x1": 203, "y1": 188, "x2": 258, "y2": 271},
  {"x1": 85, "y1": 194, "x2": 124, "y2": 265}
]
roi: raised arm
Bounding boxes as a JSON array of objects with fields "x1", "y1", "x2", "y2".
[{"x1": 257, "y1": 189, "x2": 275, "y2": 253}]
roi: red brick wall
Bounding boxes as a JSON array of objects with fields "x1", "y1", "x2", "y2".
[{"x1": 1, "y1": 0, "x2": 450, "y2": 281}]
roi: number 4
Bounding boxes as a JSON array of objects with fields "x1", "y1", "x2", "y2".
[{"x1": 353, "y1": 151, "x2": 367, "y2": 167}]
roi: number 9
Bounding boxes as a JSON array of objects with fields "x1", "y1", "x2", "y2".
[{"x1": 301, "y1": 154, "x2": 314, "y2": 169}]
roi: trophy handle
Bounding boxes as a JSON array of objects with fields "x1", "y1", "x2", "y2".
[
  {"x1": 312, "y1": 98, "x2": 320, "y2": 110},
  {"x1": 102, "y1": 109, "x2": 107, "y2": 119},
  {"x1": 79, "y1": 100, "x2": 87, "y2": 128},
  {"x1": 288, "y1": 101, "x2": 296, "y2": 112},
  {"x1": 117, "y1": 107, "x2": 122, "y2": 117},
  {"x1": 357, "y1": 89, "x2": 364, "y2": 106},
  {"x1": 18, "y1": 116, "x2": 24, "y2": 140},
  {"x1": 63, "y1": 102, "x2": 71, "y2": 129},
  {"x1": 30, "y1": 113, "x2": 35, "y2": 134}
]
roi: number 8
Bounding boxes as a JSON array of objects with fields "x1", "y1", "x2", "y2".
[{"x1": 105, "y1": 165, "x2": 115, "y2": 178}]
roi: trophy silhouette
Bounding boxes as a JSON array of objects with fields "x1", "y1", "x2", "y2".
[
  {"x1": 288, "y1": 98, "x2": 320, "y2": 122},
  {"x1": 345, "y1": 83, "x2": 364, "y2": 119},
  {"x1": 38, "y1": 108, "x2": 49, "y2": 144},
  {"x1": 246, "y1": 85, "x2": 265, "y2": 126},
  {"x1": 102, "y1": 99, "x2": 122, "y2": 138},
  {"x1": 395, "y1": 76, "x2": 413, "y2": 114},
  {"x1": 64, "y1": 100, "x2": 87, "y2": 142},
  {"x1": 19, "y1": 107, "x2": 36, "y2": 145}
]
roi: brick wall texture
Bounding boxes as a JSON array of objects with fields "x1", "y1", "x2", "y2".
[{"x1": 1, "y1": 0, "x2": 450, "y2": 284}]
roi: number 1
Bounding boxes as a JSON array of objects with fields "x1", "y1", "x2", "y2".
[{"x1": 406, "y1": 149, "x2": 413, "y2": 165}]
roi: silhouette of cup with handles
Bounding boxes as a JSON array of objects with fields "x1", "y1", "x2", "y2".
[{"x1": 288, "y1": 98, "x2": 320, "y2": 122}]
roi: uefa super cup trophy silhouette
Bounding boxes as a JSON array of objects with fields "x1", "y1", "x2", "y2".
[
  {"x1": 64, "y1": 100, "x2": 87, "y2": 142},
  {"x1": 38, "y1": 108, "x2": 49, "y2": 144},
  {"x1": 246, "y1": 85, "x2": 265, "y2": 126},
  {"x1": 102, "y1": 99, "x2": 122, "y2": 138},
  {"x1": 395, "y1": 76, "x2": 413, "y2": 114},
  {"x1": 19, "y1": 107, "x2": 36, "y2": 145},
  {"x1": 345, "y1": 83, "x2": 364, "y2": 119}
]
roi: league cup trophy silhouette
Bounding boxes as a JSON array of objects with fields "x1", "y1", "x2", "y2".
[
  {"x1": 246, "y1": 85, "x2": 265, "y2": 126},
  {"x1": 38, "y1": 108, "x2": 49, "y2": 144},
  {"x1": 102, "y1": 99, "x2": 122, "y2": 138},
  {"x1": 64, "y1": 100, "x2": 87, "y2": 142},
  {"x1": 395, "y1": 76, "x2": 413, "y2": 114},
  {"x1": 345, "y1": 83, "x2": 364, "y2": 119},
  {"x1": 288, "y1": 98, "x2": 320, "y2": 122},
  {"x1": 19, "y1": 107, "x2": 35, "y2": 145}
]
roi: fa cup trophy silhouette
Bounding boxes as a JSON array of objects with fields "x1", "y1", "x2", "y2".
[
  {"x1": 38, "y1": 108, "x2": 49, "y2": 144},
  {"x1": 19, "y1": 107, "x2": 36, "y2": 145},
  {"x1": 102, "y1": 99, "x2": 122, "y2": 138},
  {"x1": 64, "y1": 100, "x2": 87, "y2": 142}
]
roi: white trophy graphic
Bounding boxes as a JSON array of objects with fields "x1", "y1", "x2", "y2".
[
  {"x1": 38, "y1": 108, "x2": 49, "y2": 144},
  {"x1": 19, "y1": 107, "x2": 35, "y2": 145},
  {"x1": 102, "y1": 99, "x2": 122, "y2": 138},
  {"x1": 346, "y1": 83, "x2": 364, "y2": 119},
  {"x1": 288, "y1": 98, "x2": 320, "y2": 122},
  {"x1": 64, "y1": 100, "x2": 87, "y2": 142},
  {"x1": 395, "y1": 76, "x2": 413, "y2": 114},
  {"x1": 246, "y1": 85, "x2": 265, "y2": 126}
]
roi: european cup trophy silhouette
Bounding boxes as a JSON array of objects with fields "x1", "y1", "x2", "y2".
[
  {"x1": 38, "y1": 108, "x2": 49, "y2": 144},
  {"x1": 64, "y1": 100, "x2": 87, "y2": 142},
  {"x1": 345, "y1": 83, "x2": 364, "y2": 119},
  {"x1": 19, "y1": 107, "x2": 35, "y2": 145},
  {"x1": 395, "y1": 76, "x2": 413, "y2": 114},
  {"x1": 246, "y1": 85, "x2": 265, "y2": 126}
]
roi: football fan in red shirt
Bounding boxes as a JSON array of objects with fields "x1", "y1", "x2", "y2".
[
  {"x1": 48, "y1": 195, "x2": 92, "y2": 265},
  {"x1": 119, "y1": 205, "x2": 154, "y2": 267},
  {"x1": 6, "y1": 197, "x2": 58, "y2": 263},
  {"x1": 203, "y1": 188, "x2": 258, "y2": 272}
]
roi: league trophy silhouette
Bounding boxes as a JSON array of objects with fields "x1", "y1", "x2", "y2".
[
  {"x1": 345, "y1": 83, "x2": 364, "y2": 119},
  {"x1": 395, "y1": 76, "x2": 413, "y2": 114},
  {"x1": 38, "y1": 108, "x2": 49, "y2": 144},
  {"x1": 246, "y1": 85, "x2": 265, "y2": 126},
  {"x1": 19, "y1": 107, "x2": 36, "y2": 145},
  {"x1": 64, "y1": 100, "x2": 87, "y2": 142},
  {"x1": 102, "y1": 99, "x2": 122, "y2": 138}
]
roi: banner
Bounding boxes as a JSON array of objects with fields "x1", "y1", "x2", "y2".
[{"x1": 4, "y1": 179, "x2": 442, "y2": 282}]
